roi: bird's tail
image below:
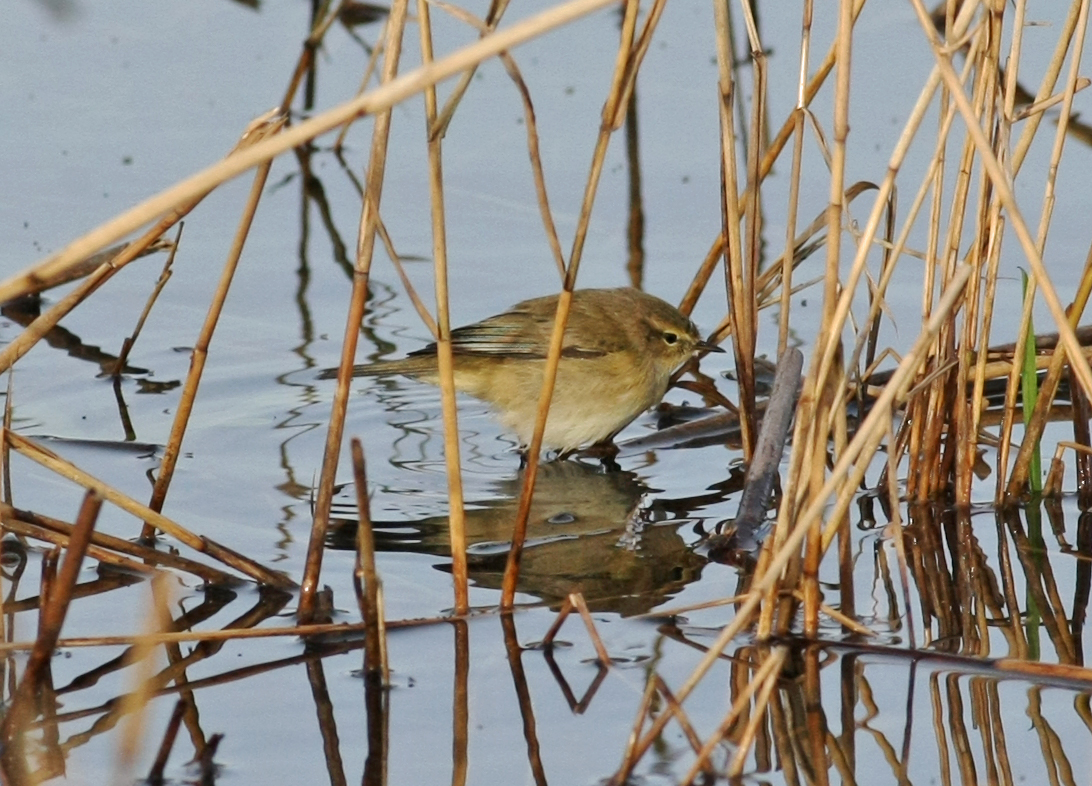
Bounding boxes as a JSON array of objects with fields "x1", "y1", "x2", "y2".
[{"x1": 317, "y1": 355, "x2": 438, "y2": 380}]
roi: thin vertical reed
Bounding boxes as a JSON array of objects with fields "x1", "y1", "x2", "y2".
[
  {"x1": 953, "y1": 19, "x2": 1002, "y2": 504},
  {"x1": 802, "y1": 0, "x2": 856, "y2": 637},
  {"x1": 713, "y1": 0, "x2": 754, "y2": 460},
  {"x1": 624, "y1": 86, "x2": 645, "y2": 289},
  {"x1": 501, "y1": 613, "x2": 548, "y2": 786},
  {"x1": 418, "y1": 0, "x2": 468, "y2": 614},
  {"x1": 501, "y1": 0, "x2": 662, "y2": 609},
  {"x1": 725, "y1": 647, "x2": 788, "y2": 778},
  {"x1": 302, "y1": 0, "x2": 409, "y2": 623},
  {"x1": 1002, "y1": 0, "x2": 1092, "y2": 497},
  {"x1": 2, "y1": 373, "x2": 11, "y2": 506},
  {"x1": 778, "y1": 0, "x2": 812, "y2": 356},
  {"x1": 144, "y1": 113, "x2": 287, "y2": 537},
  {"x1": 451, "y1": 619, "x2": 469, "y2": 786},
  {"x1": 145, "y1": 699, "x2": 187, "y2": 784},
  {"x1": 737, "y1": 3, "x2": 765, "y2": 460},
  {"x1": 350, "y1": 439, "x2": 387, "y2": 685}
]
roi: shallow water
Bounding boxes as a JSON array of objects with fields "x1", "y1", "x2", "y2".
[{"x1": 3, "y1": 1, "x2": 1092, "y2": 784}]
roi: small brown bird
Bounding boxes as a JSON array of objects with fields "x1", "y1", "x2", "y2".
[{"x1": 324, "y1": 287, "x2": 721, "y2": 454}]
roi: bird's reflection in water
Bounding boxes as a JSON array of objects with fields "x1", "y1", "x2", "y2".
[{"x1": 328, "y1": 460, "x2": 709, "y2": 615}]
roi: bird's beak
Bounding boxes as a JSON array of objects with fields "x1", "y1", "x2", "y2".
[{"x1": 697, "y1": 338, "x2": 725, "y2": 354}]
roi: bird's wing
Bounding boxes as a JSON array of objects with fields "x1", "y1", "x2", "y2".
[
  {"x1": 445, "y1": 309, "x2": 558, "y2": 358},
  {"x1": 408, "y1": 295, "x2": 634, "y2": 360},
  {"x1": 410, "y1": 305, "x2": 613, "y2": 360}
]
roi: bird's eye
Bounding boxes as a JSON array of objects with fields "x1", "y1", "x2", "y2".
[{"x1": 663, "y1": 331, "x2": 679, "y2": 345}]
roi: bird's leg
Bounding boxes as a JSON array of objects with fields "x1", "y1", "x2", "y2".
[{"x1": 576, "y1": 439, "x2": 621, "y2": 470}]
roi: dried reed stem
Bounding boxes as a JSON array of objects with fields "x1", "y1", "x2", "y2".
[
  {"x1": 0, "y1": 490, "x2": 99, "y2": 766},
  {"x1": 778, "y1": 0, "x2": 812, "y2": 356},
  {"x1": 623, "y1": 265, "x2": 972, "y2": 769},
  {"x1": 713, "y1": 0, "x2": 753, "y2": 460},
  {"x1": 144, "y1": 113, "x2": 287, "y2": 537},
  {"x1": 6, "y1": 431, "x2": 291, "y2": 588},
  {"x1": 113, "y1": 573, "x2": 172, "y2": 780},
  {"x1": 910, "y1": 0, "x2": 1092, "y2": 427},
  {"x1": 501, "y1": 0, "x2": 662, "y2": 608},
  {"x1": 677, "y1": 646, "x2": 787, "y2": 785},
  {"x1": 302, "y1": 0, "x2": 410, "y2": 623},
  {"x1": 350, "y1": 439, "x2": 387, "y2": 684},
  {"x1": 418, "y1": 0, "x2": 468, "y2": 614},
  {"x1": 2, "y1": 373, "x2": 11, "y2": 506},
  {"x1": 0, "y1": 502, "x2": 236, "y2": 585},
  {"x1": 112, "y1": 231, "x2": 178, "y2": 377},
  {"x1": 0, "y1": 0, "x2": 618, "y2": 306}
]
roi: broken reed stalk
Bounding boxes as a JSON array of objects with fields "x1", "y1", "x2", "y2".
[
  {"x1": 541, "y1": 593, "x2": 611, "y2": 666},
  {"x1": 500, "y1": 0, "x2": 662, "y2": 609},
  {"x1": 350, "y1": 439, "x2": 387, "y2": 684},
  {"x1": 0, "y1": 0, "x2": 618, "y2": 307},
  {"x1": 112, "y1": 230, "x2": 179, "y2": 378},
  {"x1": 143, "y1": 112, "x2": 287, "y2": 538},
  {"x1": 302, "y1": 0, "x2": 410, "y2": 624},
  {"x1": 0, "y1": 491, "x2": 99, "y2": 759},
  {"x1": 418, "y1": 0, "x2": 468, "y2": 615},
  {"x1": 2, "y1": 517, "x2": 154, "y2": 577},
  {"x1": 5, "y1": 431, "x2": 291, "y2": 588},
  {"x1": 0, "y1": 502, "x2": 237, "y2": 585},
  {"x1": 0, "y1": 224, "x2": 180, "y2": 378},
  {"x1": 0, "y1": 110, "x2": 289, "y2": 375}
]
